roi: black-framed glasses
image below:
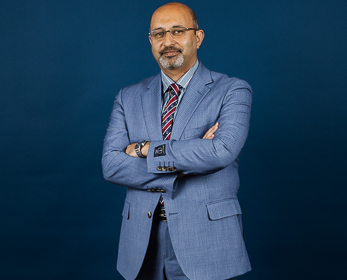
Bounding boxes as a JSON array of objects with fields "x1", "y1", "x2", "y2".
[{"x1": 148, "y1": 27, "x2": 199, "y2": 40}]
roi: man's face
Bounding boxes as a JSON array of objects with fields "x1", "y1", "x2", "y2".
[{"x1": 149, "y1": 4, "x2": 204, "y2": 73}]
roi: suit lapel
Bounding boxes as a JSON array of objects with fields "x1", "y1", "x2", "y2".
[
  {"x1": 141, "y1": 74, "x2": 163, "y2": 140},
  {"x1": 171, "y1": 63, "x2": 213, "y2": 140},
  {"x1": 141, "y1": 63, "x2": 213, "y2": 141}
]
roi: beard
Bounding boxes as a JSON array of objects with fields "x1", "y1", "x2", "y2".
[{"x1": 159, "y1": 49, "x2": 184, "y2": 70}]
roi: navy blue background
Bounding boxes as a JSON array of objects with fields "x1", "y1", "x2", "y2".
[{"x1": 1, "y1": 0, "x2": 346, "y2": 279}]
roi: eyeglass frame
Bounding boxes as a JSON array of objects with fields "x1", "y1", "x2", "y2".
[{"x1": 148, "y1": 27, "x2": 199, "y2": 40}]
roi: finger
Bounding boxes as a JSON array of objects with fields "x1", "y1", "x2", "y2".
[
  {"x1": 203, "y1": 124, "x2": 216, "y2": 138},
  {"x1": 209, "y1": 122, "x2": 219, "y2": 132},
  {"x1": 202, "y1": 123, "x2": 219, "y2": 139},
  {"x1": 204, "y1": 129, "x2": 213, "y2": 139},
  {"x1": 203, "y1": 132, "x2": 215, "y2": 140},
  {"x1": 210, "y1": 125, "x2": 218, "y2": 134},
  {"x1": 203, "y1": 131, "x2": 213, "y2": 139},
  {"x1": 210, "y1": 123, "x2": 219, "y2": 134}
]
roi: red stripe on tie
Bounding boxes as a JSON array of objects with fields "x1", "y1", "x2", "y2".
[
  {"x1": 162, "y1": 119, "x2": 173, "y2": 134},
  {"x1": 163, "y1": 95, "x2": 177, "y2": 112},
  {"x1": 164, "y1": 132, "x2": 171, "y2": 140},
  {"x1": 171, "y1": 83, "x2": 179, "y2": 93},
  {"x1": 162, "y1": 107, "x2": 176, "y2": 123}
]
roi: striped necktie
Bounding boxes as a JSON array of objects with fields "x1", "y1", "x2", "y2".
[
  {"x1": 162, "y1": 83, "x2": 181, "y2": 140},
  {"x1": 160, "y1": 83, "x2": 181, "y2": 207}
]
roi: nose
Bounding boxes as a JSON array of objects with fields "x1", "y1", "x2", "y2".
[{"x1": 162, "y1": 30, "x2": 175, "y2": 46}]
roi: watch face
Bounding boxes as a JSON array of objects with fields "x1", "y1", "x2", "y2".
[{"x1": 139, "y1": 140, "x2": 146, "y2": 147}]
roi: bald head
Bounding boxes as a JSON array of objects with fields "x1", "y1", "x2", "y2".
[
  {"x1": 148, "y1": 2, "x2": 204, "y2": 81},
  {"x1": 150, "y1": 2, "x2": 199, "y2": 31}
]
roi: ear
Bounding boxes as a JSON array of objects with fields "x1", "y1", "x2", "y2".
[
  {"x1": 149, "y1": 35, "x2": 153, "y2": 45},
  {"x1": 195, "y1": 29, "x2": 205, "y2": 49}
]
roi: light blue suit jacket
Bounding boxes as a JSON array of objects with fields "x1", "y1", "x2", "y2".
[{"x1": 102, "y1": 62, "x2": 252, "y2": 280}]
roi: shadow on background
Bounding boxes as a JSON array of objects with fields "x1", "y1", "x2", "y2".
[{"x1": 1, "y1": 0, "x2": 346, "y2": 279}]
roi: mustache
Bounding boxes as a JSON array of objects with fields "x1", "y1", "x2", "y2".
[{"x1": 160, "y1": 47, "x2": 182, "y2": 56}]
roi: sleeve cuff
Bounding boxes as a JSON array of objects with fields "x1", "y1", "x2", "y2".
[{"x1": 147, "y1": 141, "x2": 177, "y2": 174}]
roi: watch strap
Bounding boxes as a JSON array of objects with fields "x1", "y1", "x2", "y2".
[{"x1": 135, "y1": 141, "x2": 148, "y2": 158}]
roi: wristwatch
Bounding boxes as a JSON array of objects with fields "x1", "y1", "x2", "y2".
[{"x1": 135, "y1": 140, "x2": 148, "y2": 158}]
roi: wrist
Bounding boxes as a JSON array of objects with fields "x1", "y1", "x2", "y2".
[
  {"x1": 141, "y1": 142, "x2": 150, "y2": 157},
  {"x1": 135, "y1": 141, "x2": 148, "y2": 158}
]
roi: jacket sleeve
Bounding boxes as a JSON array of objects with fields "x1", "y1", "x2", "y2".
[
  {"x1": 102, "y1": 88, "x2": 177, "y2": 193},
  {"x1": 146, "y1": 80, "x2": 252, "y2": 174}
]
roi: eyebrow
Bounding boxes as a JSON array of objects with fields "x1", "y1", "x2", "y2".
[{"x1": 152, "y1": 25, "x2": 186, "y2": 31}]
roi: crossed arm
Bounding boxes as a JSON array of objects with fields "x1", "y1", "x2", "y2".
[
  {"x1": 102, "y1": 81, "x2": 252, "y2": 191},
  {"x1": 124, "y1": 123, "x2": 219, "y2": 180},
  {"x1": 125, "y1": 122, "x2": 219, "y2": 158}
]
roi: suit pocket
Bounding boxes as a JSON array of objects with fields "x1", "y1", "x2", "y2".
[
  {"x1": 122, "y1": 201, "x2": 130, "y2": 220},
  {"x1": 206, "y1": 198, "x2": 242, "y2": 220},
  {"x1": 182, "y1": 121, "x2": 215, "y2": 139}
]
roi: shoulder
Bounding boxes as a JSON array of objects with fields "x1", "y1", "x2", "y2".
[
  {"x1": 115, "y1": 74, "x2": 160, "y2": 104},
  {"x1": 200, "y1": 65, "x2": 252, "y2": 106},
  {"x1": 120, "y1": 74, "x2": 159, "y2": 93},
  {"x1": 197, "y1": 62, "x2": 252, "y2": 94},
  {"x1": 210, "y1": 71, "x2": 252, "y2": 94},
  {"x1": 207, "y1": 71, "x2": 253, "y2": 107}
]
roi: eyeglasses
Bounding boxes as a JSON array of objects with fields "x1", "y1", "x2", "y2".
[{"x1": 148, "y1": 27, "x2": 199, "y2": 41}]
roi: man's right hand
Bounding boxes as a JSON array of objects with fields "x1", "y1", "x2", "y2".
[{"x1": 202, "y1": 122, "x2": 219, "y2": 139}]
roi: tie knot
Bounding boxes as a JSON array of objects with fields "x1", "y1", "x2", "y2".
[{"x1": 169, "y1": 83, "x2": 180, "y2": 96}]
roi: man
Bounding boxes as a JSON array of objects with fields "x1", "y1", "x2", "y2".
[{"x1": 102, "y1": 3, "x2": 252, "y2": 280}]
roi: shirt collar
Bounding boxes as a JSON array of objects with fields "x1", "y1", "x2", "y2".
[{"x1": 161, "y1": 59, "x2": 199, "y2": 93}]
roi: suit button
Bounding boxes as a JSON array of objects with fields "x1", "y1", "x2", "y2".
[
  {"x1": 147, "y1": 211, "x2": 152, "y2": 218},
  {"x1": 172, "y1": 167, "x2": 177, "y2": 171},
  {"x1": 157, "y1": 166, "x2": 162, "y2": 171},
  {"x1": 167, "y1": 167, "x2": 173, "y2": 171},
  {"x1": 162, "y1": 166, "x2": 167, "y2": 171}
]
